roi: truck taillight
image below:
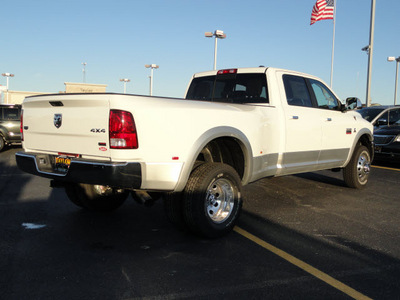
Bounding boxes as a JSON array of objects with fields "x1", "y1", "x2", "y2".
[
  {"x1": 109, "y1": 110, "x2": 138, "y2": 149},
  {"x1": 20, "y1": 109, "x2": 24, "y2": 141}
]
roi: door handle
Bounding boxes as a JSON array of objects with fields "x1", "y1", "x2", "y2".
[
  {"x1": 292, "y1": 116, "x2": 299, "y2": 120},
  {"x1": 327, "y1": 118, "x2": 332, "y2": 121}
]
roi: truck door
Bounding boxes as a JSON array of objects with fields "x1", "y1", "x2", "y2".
[
  {"x1": 280, "y1": 74, "x2": 322, "y2": 174},
  {"x1": 308, "y1": 79, "x2": 353, "y2": 168}
]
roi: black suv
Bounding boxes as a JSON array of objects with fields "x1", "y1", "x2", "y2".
[
  {"x1": 0, "y1": 104, "x2": 22, "y2": 151},
  {"x1": 358, "y1": 105, "x2": 400, "y2": 160}
]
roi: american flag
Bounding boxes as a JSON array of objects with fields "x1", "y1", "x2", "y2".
[{"x1": 310, "y1": 0, "x2": 334, "y2": 25}]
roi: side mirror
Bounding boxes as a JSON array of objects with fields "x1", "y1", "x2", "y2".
[{"x1": 345, "y1": 97, "x2": 363, "y2": 110}]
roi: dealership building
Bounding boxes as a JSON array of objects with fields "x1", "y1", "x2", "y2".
[{"x1": 0, "y1": 82, "x2": 107, "y2": 105}]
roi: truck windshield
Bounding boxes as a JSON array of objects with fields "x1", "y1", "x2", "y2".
[
  {"x1": 357, "y1": 107, "x2": 385, "y2": 122},
  {"x1": 186, "y1": 73, "x2": 269, "y2": 104}
]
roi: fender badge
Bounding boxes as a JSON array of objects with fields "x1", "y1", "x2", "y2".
[
  {"x1": 346, "y1": 128, "x2": 352, "y2": 134},
  {"x1": 54, "y1": 114, "x2": 62, "y2": 128}
]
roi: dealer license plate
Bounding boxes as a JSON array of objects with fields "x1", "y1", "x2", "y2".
[{"x1": 54, "y1": 156, "x2": 71, "y2": 172}]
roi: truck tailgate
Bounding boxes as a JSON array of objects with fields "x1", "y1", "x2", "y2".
[{"x1": 22, "y1": 94, "x2": 111, "y2": 159}]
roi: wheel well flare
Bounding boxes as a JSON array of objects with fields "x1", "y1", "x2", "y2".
[{"x1": 195, "y1": 137, "x2": 245, "y2": 179}]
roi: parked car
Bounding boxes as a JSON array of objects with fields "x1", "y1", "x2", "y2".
[
  {"x1": 0, "y1": 104, "x2": 22, "y2": 152},
  {"x1": 358, "y1": 105, "x2": 400, "y2": 160}
]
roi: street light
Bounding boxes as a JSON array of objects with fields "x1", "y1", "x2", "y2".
[
  {"x1": 205, "y1": 30, "x2": 226, "y2": 70},
  {"x1": 2, "y1": 73, "x2": 15, "y2": 104},
  {"x1": 120, "y1": 78, "x2": 130, "y2": 94},
  {"x1": 82, "y1": 62, "x2": 87, "y2": 83},
  {"x1": 145, "y1": 64, "x2": 159, "y2": 96},
  {"x1": 388, "y1": 56, "x2": 400, "y2": 105}
]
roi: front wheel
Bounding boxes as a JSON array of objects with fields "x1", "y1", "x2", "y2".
[
  {"x1": 183, "y1": 163, "x2": 243, "y2": 238},
  {"x1": 65, "y1": 183, "x2": 129, "y2": 212},
  {"x1": 343, "y1": 145, "x2": 371, "y2": 189}
]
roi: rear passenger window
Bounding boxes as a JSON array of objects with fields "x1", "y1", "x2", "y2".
[{"x1": 283, "y1": 75, "x2": 313, "y2": 107}]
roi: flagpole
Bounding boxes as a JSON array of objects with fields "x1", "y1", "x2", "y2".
[{"x1": 330, "y1": 0, "x2": 336, "y2": 88}]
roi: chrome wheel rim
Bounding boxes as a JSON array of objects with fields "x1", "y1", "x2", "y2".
[
  {"x1": 357, "y1": 150, "x2": 371, "y2": 184},
  {"x1": 205, "y1": 178, "x2": 235, "y2": 224}
]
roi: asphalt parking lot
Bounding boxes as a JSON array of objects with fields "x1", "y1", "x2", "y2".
[{"x1": 1, "y1": 147, "x2": 400, "y2": 300}]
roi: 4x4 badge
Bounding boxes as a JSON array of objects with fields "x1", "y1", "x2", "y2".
[{"x1": 54, "y1": 114, "x2": 62, "y2": 128}]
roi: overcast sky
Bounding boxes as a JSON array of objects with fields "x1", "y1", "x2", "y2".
[{"x1": 1, "y1": 0, "x2": 399, "y2": 105}]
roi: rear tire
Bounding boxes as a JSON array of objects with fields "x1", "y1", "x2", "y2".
[
  {"x1": 343, "y1": 145, "x2": 371, "y2": 189},
  {"x1": 0, "y1": 135, "x2": 5, "y2": 152},
  {"x1": 65, "y1": 183, "x2": 129, "y2": 212},
  {"x1": 65, "y1": 183, "x2": 85, "y2": 208},
  {"x1": 163, "y1": 192, "x2": 186, "y2": 229},
  {"x1": 183, "y1": 163, "x2": 242, "y2": 238}
]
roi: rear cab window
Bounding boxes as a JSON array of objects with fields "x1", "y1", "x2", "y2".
[
  {"x1": 186, "y1": 71, "x2": 269, "y2": 104},
  {"x1": 0, "y1": 106, "x2": 21, "y2": 121}
]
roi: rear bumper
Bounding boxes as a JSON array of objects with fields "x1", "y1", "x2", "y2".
[{"x1": 15, "y1": 151, "x2": 142, "y2": 189}]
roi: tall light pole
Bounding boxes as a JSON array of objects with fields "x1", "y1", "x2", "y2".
[
  {"x1": 388, "y1": 56, "x2": 400, "y2": 105},
  {"x1": 120, "y1": 78, "x2": 130, "y2": 94},
  {"x1": 145, "y1": 64, "x2": 159, "y2": 96},
  {"x1": 365, "y1": 0, "x2": 376, "y2": 107},
  {"x1": 205, "y1": 30, "x2": 226, "y2": 70},
  {"x1": 82, "y1": 62, "x2": 87, "y2": 83},
  {"x1": 2, "y1": 73, "x2": 15, "y2": 104}
]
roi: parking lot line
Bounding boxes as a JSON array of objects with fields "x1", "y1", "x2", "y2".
[
  {"x1": 234, "y1": 226, "x2": 372, "y2": 300},
  {"x1": 372, "y1": 165, "x2": 400, "y2": 172}
]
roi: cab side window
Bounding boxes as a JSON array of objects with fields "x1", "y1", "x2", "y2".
[
  {"x1": 283, "y1": 75, "x2": 313, "y2": 107},
  {"x1": 309, "y1": 79, "x2": 340, "y2": 110},
  {"x1": 389, "y1": 109, "x2": 400, "y2": 125}
]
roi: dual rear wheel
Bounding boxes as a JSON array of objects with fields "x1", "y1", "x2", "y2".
[{"x1": 164, "y1": 162, "x2": 243, "y2": 238}]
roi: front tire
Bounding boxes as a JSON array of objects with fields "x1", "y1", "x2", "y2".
[
  {"x1": 183, "y1": 163, "x2": 243, "y2": 238},
  {"x1": 65, "y1": 183, "x2": 129, "y2": 212},
  {"x1": 343, "y1": 145, "x2": 371, "y2": 189}
]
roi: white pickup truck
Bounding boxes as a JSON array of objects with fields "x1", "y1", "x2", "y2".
[{"x1": 16, "y1": 67, "x2": 374, "y2": 237}]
